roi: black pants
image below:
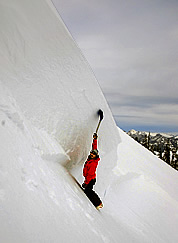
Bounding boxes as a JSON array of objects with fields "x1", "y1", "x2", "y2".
[{"x1": 84, "y1": 179, "x2": 102, "y2": 207}]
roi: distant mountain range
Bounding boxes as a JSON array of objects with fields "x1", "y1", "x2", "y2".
[{"x1": 127, "y1": 129, "x2": 178, "y2": 170}]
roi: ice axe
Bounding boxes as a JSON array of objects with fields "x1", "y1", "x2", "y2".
[{"x1": 95, "y1": 109, "x2": 104, "y2": 134}]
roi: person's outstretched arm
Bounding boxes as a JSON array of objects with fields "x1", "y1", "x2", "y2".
[{"x1": 92, "y1": 133, "x2": 97, "y2": 150}]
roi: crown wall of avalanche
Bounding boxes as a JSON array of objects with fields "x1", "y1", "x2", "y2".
[{"x1": 0, "y1": 0, "x2": 120, "y2": 174}]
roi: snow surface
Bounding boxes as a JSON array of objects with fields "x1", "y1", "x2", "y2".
[{"x1": 0, "y1": 0, "x2": 178, "y2": 242}]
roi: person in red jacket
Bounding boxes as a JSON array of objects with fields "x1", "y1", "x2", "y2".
[{"x1": 82, "y1": 133, "x2": 103, "y2": 210}]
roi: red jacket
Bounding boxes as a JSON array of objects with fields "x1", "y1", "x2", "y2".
[{"x1": 83, "y1": 139, "x2": 100, "y2": 185}]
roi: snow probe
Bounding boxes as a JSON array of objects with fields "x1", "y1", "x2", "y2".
[{"x1": 95, "y1": 109, "x2": 104, "y2": 134}]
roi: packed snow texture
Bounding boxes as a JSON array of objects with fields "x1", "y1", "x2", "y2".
[{"x1": 0, "y1": 0, "x2": 178, "y2": 242}]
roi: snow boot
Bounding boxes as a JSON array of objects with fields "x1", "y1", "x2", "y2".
[{"x1": 96, "y1": 203, "x2": 103, "y2": 210}]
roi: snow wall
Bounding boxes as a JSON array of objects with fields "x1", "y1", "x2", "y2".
[
  {"x1": 0, "y1": 0, "x2": 120, "y2": 182},
  {"x1": 0, "y1": 0, "x2": 121, "y2": 242}
]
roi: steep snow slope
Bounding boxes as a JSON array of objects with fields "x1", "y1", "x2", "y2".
[
  {"x1": 0, "y1": 0, "x2": 120, "y2": 191},
  {"x1": 0, "y1": 0, "x2": 178, "y2": 243},
  {"x1": 0, "y1": 0, "x2": 122, "y2": 242}
]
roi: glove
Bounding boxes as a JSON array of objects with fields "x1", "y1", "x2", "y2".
[
  {"x1": 82, "y1": 183, "x2": 87, "y2": 189},
  {"x1": 93, "y1": 133, "x2": 98, "y2": 140}
]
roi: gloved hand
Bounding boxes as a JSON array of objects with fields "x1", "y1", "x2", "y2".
[
  {"x1": 93, "y1": 133, "x2": 98, "y2": 140},
  {"x1": 82, "y1": 183, "x2": 87, "y2": 189}
]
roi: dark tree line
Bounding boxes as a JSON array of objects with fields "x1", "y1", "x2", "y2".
[{"x1": 129, "y1": 132, "x2": 178, "y2": 171}]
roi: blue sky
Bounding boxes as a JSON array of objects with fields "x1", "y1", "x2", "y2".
[{"x1": 53, "y1": 0, "x2": 178, "y2": 133}]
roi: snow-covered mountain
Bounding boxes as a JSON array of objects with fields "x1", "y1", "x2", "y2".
[
  {"x1": 128, "y1": 129, "x2": 178, "y2": 140},
  {"x1": 0, "y1": 1, "x2": 178, "y2": 242}
]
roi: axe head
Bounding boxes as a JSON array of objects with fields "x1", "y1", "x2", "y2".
[{"x1": 97, "y1": 109, "x2": 104, "y2": 121}]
